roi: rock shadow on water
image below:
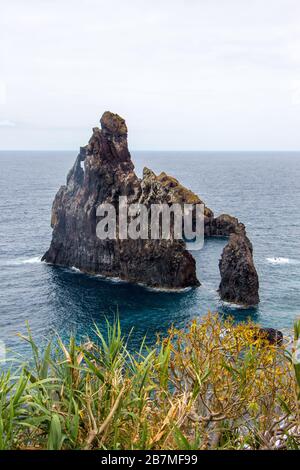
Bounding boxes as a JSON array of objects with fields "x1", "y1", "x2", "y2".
[
  {"x1": 45, "y1": 264, "x2": 199, "y2": 351},
  {"x1": 218, "y1": 301, "x2": 259, "y2": 323}
]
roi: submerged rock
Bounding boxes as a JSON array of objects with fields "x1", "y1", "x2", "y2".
[
  {"x1": 254, "y1": 327, "x2": 283, "y2": 346},
  {"x1": 219, "y1": 232, "x2": 259, "y2": 306}
]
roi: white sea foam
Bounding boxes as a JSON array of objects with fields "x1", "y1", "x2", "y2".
[
  {"x1": 70, "y1": 266, "x2": 81, "y2": 272},
  {"x1": 143, "y1": 285, "x2": 192, "y2": 293},
  {"x1": 220, "y1": 300, "x2": 253, "y2": 310},
  {"x1": 96, "y1": 273, "x2": 192, "y2": 292},
  {"x1": 107, "y1": 276, "x2": 126, "y2": 284},
  {"x1": 3, "y1": 256, "x2": 42, "y2": 266},
  {"x1": 95, "y1": 274, "x2": 126, "y2": 284},
  {"x1": 266, "y1": 257, "x2": 300, "y2": 265}
]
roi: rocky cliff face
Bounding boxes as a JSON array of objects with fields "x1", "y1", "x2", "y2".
[
  {"x1": 42, "y1": 112, "x2": 199, "y2": 289},
  {"x1": 43, "y1": 111, "x2": 259, "y2": 302}
]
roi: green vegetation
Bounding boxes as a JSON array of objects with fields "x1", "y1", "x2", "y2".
[{"x1": 0, "y1": 313, "x2": 300, "y2": 450}]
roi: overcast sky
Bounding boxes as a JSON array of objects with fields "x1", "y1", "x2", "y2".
[{"x1": 1, "y1": 0, "x2": 300, "y2": 150}]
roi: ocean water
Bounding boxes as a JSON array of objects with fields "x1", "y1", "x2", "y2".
[{"x1": 0, "y1": 150, "x2": 300, "y2": 357}]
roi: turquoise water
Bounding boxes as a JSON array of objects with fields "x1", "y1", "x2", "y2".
[{"x1": 0, "y1": 150, "x2": 300, "y2": 356}]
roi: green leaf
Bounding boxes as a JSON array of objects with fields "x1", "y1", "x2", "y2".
[{"x1": 48, "y1": 414, "x2": 65, "y2": 450}]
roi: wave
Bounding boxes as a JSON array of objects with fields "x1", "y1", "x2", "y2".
[
  {"x1": 100, "y1": 275, "x2": 193, "y2": 292},
  {"x1": 2, "y1": 256, "x2": 42, "y2": 266},
  {"x1": 96, "y1": 273, "x2": 193, "y2": 292},
  {"x1": 266, "y1": 257, "x2": 300, "y2": 265},
  {"x1": 219, "y1": 300, "x2": 255, "y2": 310},
  {"x1": 143, "y1": 285, "x2": 193, "y2": 293},
  {"x1": 95, "y1": 274, "x2": 126, "y2": 284},
  {"x1": 70, "y1": 266, "x2": 81, "y2": 272}
]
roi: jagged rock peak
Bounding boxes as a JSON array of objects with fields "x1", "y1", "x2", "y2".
[
  {"x1": 42, "y1": 111, "x2": 200, "y2": 289},
  {"x1": 140, "y1": 167, "x2": 213, "y2": 216},
  {"x1": 100, "y1": 111, "x2": 128, "y2": 137},
  {"x1": 85, "y1": 112, "x2": 133, "y2": 169}
]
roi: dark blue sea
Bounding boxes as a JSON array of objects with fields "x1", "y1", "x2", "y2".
[{"x1": 1, "y1": 150, "x2": 300, "y2": 357}]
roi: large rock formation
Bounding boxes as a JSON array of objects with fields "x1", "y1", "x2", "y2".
[
  {"x1": 42, "y1": 112, "x2": 199, "y2": 289},
  {"x1": 43, "y1": 111, "x2": 260, "y2": 303},
  {"x1": 218, "y1": 229, "x2": 259, "y2": 306}
]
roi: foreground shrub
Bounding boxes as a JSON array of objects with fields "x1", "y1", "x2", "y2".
[{"x1": 0, "y1": 313, "x2": 300, "y2": 450}]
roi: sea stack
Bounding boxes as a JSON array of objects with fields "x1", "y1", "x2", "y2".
[
  {"x1": 218, "y1": 227, "x2": 260, "y2": 306},
  {"x1": 43, "y1": 110, "x2": 259, "y2": 302},
  {"x1": 42, "y1": 112, "x2": 200, "y2": 289}
]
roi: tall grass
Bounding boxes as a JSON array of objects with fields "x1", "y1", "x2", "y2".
[{"x1": 0, "y1": 313, "x2": 300, "y2": 450}]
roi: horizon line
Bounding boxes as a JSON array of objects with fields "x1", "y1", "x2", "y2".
[{"x1": 1, "y1": 149, "x2": 300, "y2": 153}]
